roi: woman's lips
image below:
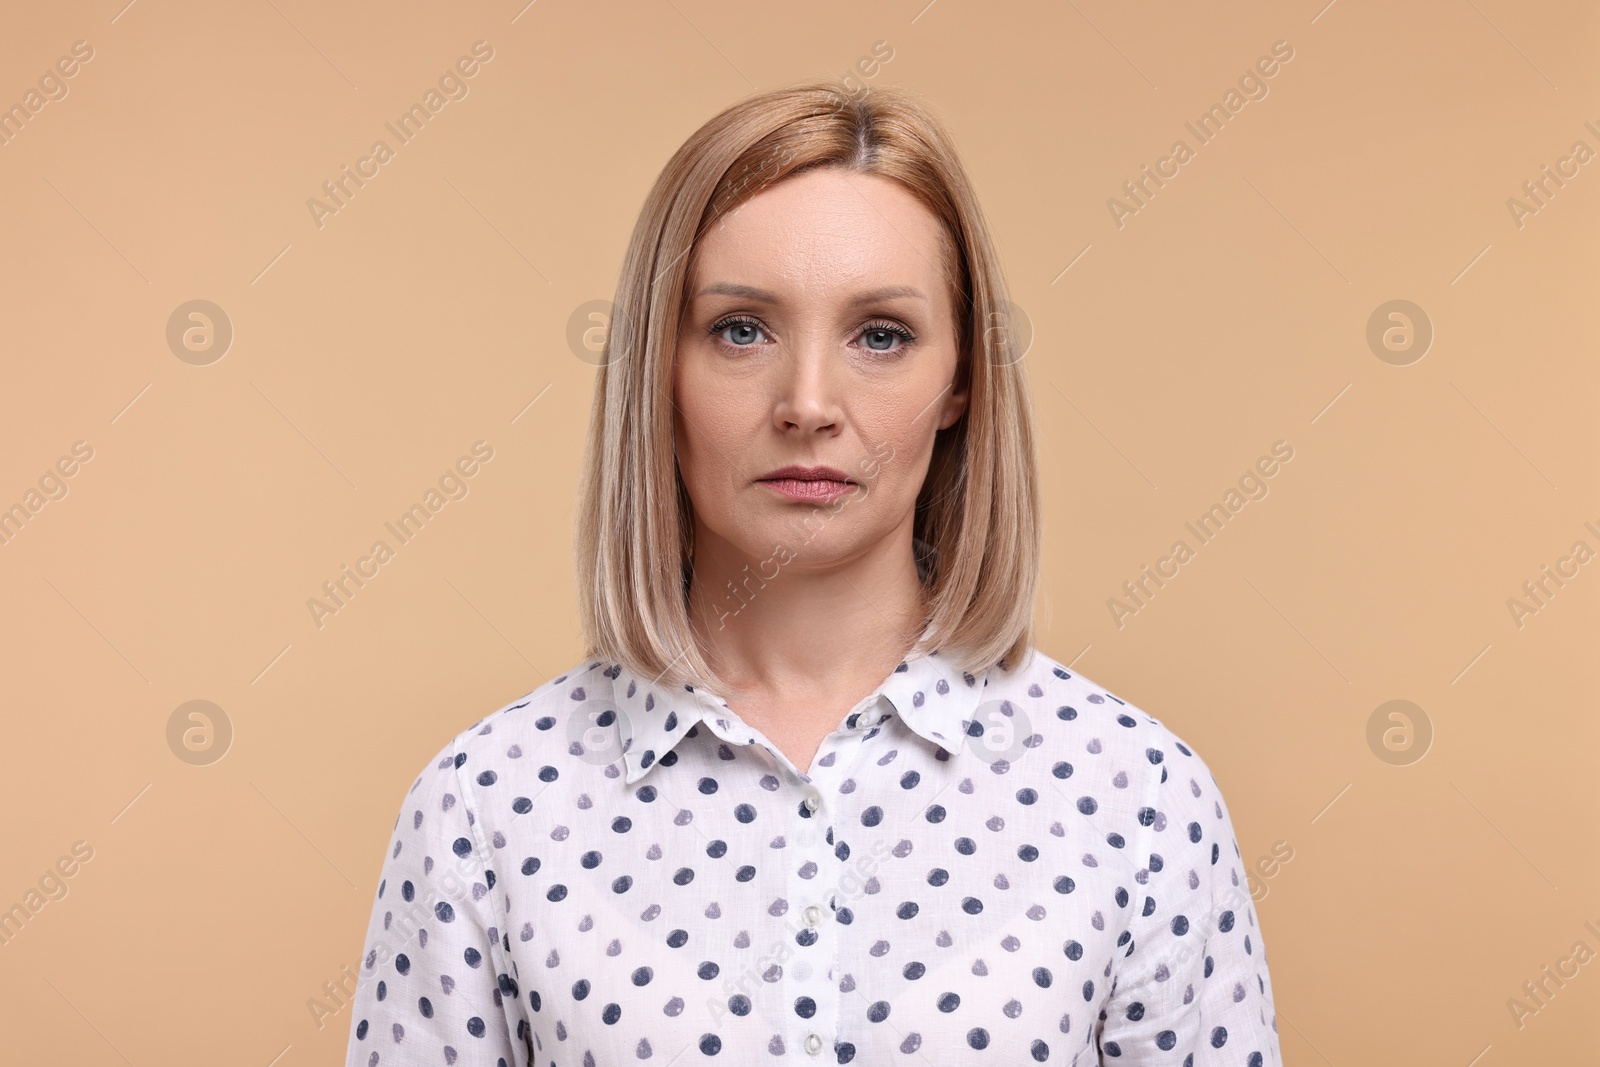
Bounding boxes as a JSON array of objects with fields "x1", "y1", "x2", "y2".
[{"x1": 757, "y1": 477, "x2": 858, "y2": 502}]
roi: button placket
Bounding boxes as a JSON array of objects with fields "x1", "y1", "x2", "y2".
[
  {"x1": 815, "y1": 698, "x2": 896, "y2": 1061},
  {"x1": 787, "y1": 736, "x2": 840, "y2": 1060}
]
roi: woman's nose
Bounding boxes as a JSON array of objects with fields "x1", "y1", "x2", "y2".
[{"x1": 771, "y1": 341, "x2": 842, "y2": 433}]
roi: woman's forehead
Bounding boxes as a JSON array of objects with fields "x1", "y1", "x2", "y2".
[{"x1": 688, "y1": 172, "x2": 951, "y2": 305}]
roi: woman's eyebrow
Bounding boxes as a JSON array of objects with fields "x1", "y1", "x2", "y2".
[{"x1": 692, "y1": 282, "x2": 927, "y2": 305}]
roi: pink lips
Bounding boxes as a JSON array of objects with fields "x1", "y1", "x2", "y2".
[{"x1": 756, "y1": 465, "x2": 858, "y2": 503}]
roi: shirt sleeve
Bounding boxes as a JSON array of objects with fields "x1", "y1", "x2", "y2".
[
  {"x1": 344, "y1": 734, "x2": 524, "y2": 1066},
  {"x1": 1094, "y1": 734, "x2": 1282, "y2": 1065}
]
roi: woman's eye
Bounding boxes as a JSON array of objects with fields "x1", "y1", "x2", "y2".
[
  {"x1": 862, "y1": 328, "x2": 899, "y2": 352},
  {"x1": 714, "y1": 320, "x2": 766, "y2": 347},
  {"x1": 859, "y1": 324, "x2": 914, "y2": 353}
]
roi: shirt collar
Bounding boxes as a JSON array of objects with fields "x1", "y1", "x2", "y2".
[{"x1": 611, "y1": 642, "x2": 989, "y2": 786}]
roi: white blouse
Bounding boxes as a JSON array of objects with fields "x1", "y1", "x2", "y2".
[{"x1": 344, "y1": 645, "x2": 1282, "y2": 1065}]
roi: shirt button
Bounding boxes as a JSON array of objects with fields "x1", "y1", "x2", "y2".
[
  {"x1": 803, "y1": 793, "x2": 820, "y2": 812},
  {"x1": 804, "y1": 1032, "x2": 823, "y2": 1055},
  {"x1": 803, "y1": 904, "x2": 822, "y2": 926}
]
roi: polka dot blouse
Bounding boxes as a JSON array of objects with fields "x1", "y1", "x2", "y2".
[{"x1": 344, "y1": 645, "x2": 1282, "y2": 1065}]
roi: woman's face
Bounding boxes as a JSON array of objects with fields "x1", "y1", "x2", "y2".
[{"x1": 673, "y1": 166, "x2": 968, "y2": 577}]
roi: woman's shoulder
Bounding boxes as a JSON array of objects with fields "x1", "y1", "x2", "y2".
[
  {"x1": 999, "y1": 645, "x2": 1231, "y2": 794},
  {"x1": 397, "y1": 657, "x2": 619, "y2": 790}
]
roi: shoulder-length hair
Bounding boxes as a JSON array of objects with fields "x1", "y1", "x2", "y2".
[{"x1": 575, "y1": 78, "x2": 1039, "y2": 694}]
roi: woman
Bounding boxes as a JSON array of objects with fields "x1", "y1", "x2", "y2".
[{"x1": 344, "y1": 80, "x2": 1282, "y2": 1065}]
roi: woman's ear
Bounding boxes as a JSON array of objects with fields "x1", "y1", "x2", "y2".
[
  {"x1": 937, "y1": 349, "x2": 971, "y2": 431},
  {"x1": 937, "y1": 379, "x2": 970, "y2": 431}
]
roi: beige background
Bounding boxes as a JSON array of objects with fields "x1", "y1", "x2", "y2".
[{"x1": 1, "y1": 0, "x2": 1596, "y2": 1062}]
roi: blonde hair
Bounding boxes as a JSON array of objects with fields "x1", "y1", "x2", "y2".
[{"x1": 575, "y1": 78, "x2": 1039, "y2": 693}]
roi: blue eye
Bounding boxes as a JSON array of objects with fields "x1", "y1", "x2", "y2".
[
  {"x1": 859, "y1": 322, "x2": 915, "y2": 353},
  {"x1": 710, "y1": 317, "x2": 767, "y2": 347}
]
